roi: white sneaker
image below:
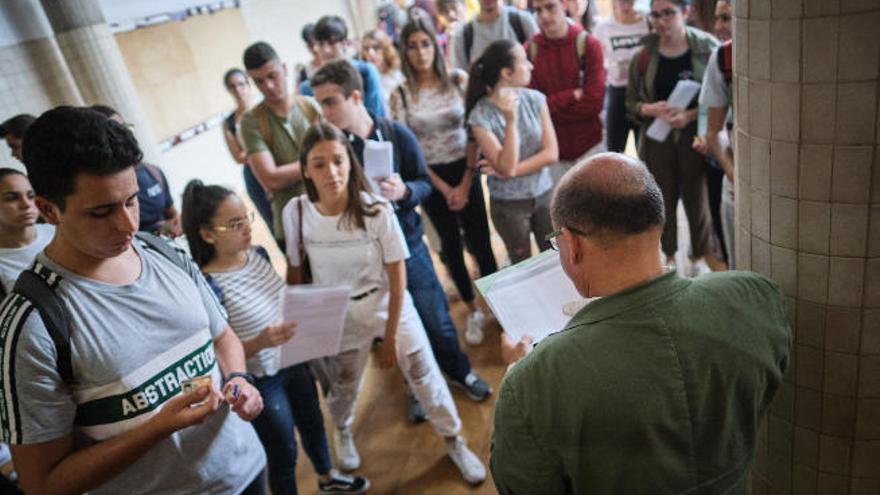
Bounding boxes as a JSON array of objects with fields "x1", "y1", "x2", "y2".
[
  {"x1": 464, "y1": 309, "x2": 485, "y2": 346},
  {"x1": 685, "y1": 258, "x2": 711, "y2": 278},
  {"x1": 446, "y1": 436, "x2": 486, "y2": 484},
  {"x1": 333, "y1": 428, "x2": 361, "y2": 471}
]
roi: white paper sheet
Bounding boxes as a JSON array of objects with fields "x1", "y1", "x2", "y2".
[
  {"x1": 278, "y1": 285, "x2": 352, "y2": 367},
  {"x1": 646, "y1": 79, "x2": 702, "y2": 142},
  {"x1": 477, "y1": 252, "x2": 588, "y2": 343},
  {"x1": 363, "y1": 140, "x2": 394, "y2": 195}
]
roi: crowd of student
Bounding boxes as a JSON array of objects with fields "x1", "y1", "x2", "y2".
[{"x1": 0, "y1": 0, "x2": 742, "y2": 493}]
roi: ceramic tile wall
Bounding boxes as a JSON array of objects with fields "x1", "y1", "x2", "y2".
[
  {"x1": 736, "y1": 1, "x2": 880, "y2": 493},
  {"x1": 0, "y1": 36, "x2": 82, "y2": 170}
]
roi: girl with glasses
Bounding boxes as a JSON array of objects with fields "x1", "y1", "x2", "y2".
[
  {"x1": 624, "y1": 0, "x2": 720, "y2": 276},
  {"x1": 181, "y1": 180, "x2": 369, "y2": 495}
]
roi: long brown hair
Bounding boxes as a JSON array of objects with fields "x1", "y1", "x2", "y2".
[
  {"x1": 398, "y1": 18, "x2": 457, "y2": 96},
  {"x1": 299, "y1": 123, "x2": 380, "y2": 231}
]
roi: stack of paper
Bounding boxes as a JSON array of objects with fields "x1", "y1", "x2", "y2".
[
  {"x1": 279, "y1": 285, "x2": 351, "y2": 367},
  {"x1": 476, "y1": 251, "x2": 587, "y2": 343},
  {"x1": 646, "y1": 79, "x2": 702, "y2": 142}
]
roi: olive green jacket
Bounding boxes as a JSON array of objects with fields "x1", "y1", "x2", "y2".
[{"x1": 491, "y1": 271, "x2": 791, "y2": 495}]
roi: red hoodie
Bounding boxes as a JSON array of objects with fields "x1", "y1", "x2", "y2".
[{"x1": 527, "y1": 24, "x2": 605, "y2": 161}]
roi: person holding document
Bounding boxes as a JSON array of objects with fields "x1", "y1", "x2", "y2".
[
  {"x1": 624, "y1": 0, "x2": 718, "y2": 275},
  {"x1": 281, "y1": 124, "x2": 487, "y2": 485},
  {"x1": 491, "y1": 152, "x2": 791, "y2": 494},
  {"x1": 181, "y1": 181, "x2": 370, "y2": 495}
]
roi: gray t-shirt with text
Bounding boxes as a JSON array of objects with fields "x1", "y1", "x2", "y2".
[{"x1": 0, "y1": 239, "x2": 265, "y2": 494}]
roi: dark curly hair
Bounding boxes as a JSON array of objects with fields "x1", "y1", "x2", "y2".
[{"x1": 22, "y1": 106, "x2": 143, "y2": 209}]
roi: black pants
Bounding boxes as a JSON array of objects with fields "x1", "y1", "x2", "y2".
[
  {"x1": 606, "y1": 85, "x2": 638, "y2": 153},
  {"x1": 422, "y1": 158, "x2": 498, "y2": 303},
  {"x1": 705, "y1": 161, "x2": 727, "y2": 262}
]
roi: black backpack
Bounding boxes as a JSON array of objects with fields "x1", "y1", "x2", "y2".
[
  {"x1": 10, "y1": 232, "x2": 189, "y2": 387},
  {"x1": 463, "y1": 9, "x2": 528, "y2": 63}
]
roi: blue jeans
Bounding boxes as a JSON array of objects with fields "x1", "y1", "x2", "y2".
[
  {"x1": 405, "y1": 241, "x2": 471, "y2": 383},
  {"x1": 251, "y1": 363, "x2": 331, "y2": 495},
  {"x1": 243, "y1": 165, "x2": 273, "y2": 230}
]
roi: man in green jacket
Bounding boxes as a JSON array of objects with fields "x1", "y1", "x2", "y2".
[{"x1": 491, "y1": 152, "x2": 791, "y2": 494}]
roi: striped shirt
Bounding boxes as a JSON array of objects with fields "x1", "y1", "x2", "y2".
[{"x1": 209, "y1": 247, "x2": 285, "y2": 378}]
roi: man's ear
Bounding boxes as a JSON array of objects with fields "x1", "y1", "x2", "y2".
[
  {"x1": 35, "y1": 197, "x2": 61, "y2": 225},
  {"x1": 350, "y1": 89, "x2": 363, "y2": 105},
  {"x1": 561, "y1": 228, "x2": 583, "y2": 265}
]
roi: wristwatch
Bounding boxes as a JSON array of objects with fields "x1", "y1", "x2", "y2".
[{"x1": 224, "y1": 371, "x2": 255, "y2": 385}]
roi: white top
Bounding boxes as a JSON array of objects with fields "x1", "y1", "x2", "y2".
[
  {"x1": 380, "y1": 69, "x2": 406, "y2": 103},
  {"x1": 0, "y1": 223, "x2": 54, "y2": 294},
  {"x1": 699, "y1": 47, "x2": 729, "y2": 108},
  {"x1": 282, "y1": 193, "x2": 409, "y2": 295},
  {"x1": 593, "y1": 16, "x2": 650, "y2": 87}
]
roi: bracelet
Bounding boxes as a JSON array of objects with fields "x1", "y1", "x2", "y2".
[{"x1": 224, "y1": 371, "x2": 255, "y2": 385}]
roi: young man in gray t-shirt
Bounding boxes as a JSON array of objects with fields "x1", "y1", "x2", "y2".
[
  {"x1": 452, "y1": 0, "x2": 538, "y2": 70},
  {"x1": 0, "y1": 107, "x2": 266, "y2": 495}
]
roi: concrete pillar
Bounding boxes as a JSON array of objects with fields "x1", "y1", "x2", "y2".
[
  {"x1": 733, "y1": 1, "x2": 880, "y2": 493},
  {"x1": 39, "y1": 0, "x2": 160, "y2": 162}
]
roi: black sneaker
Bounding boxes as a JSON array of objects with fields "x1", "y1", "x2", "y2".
[
  {"x1": 451, "y1": 372, "x2": 492, "y2": 401},
  {"x1": 407, "y1": 393, "x2": 427, "y2": 423},
  {"x1": 319, "y1": 472, "x2": 370, "y2": 494}
]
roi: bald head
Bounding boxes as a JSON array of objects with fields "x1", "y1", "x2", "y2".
[{"x1": 551, "y1": 152, "x2": 665, "y2": 241}]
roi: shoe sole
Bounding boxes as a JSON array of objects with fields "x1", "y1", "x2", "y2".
[
  {"x1": 450, "y1": 379, "x2": 492, "y2": 402},
  {"x1": 321, "y1": 479, "x2": 371, "y2": 494}
]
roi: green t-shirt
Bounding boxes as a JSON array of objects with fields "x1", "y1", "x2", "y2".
[
  {"x1": 240, "y1": 97, "x2": 321, "y2": 238},
  {"x1": 491, "y1": 270, "x2": 791, "y2": 495}
]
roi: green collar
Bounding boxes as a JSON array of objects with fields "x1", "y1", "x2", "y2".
[{"x1": 566, "y1": 271, "x2": 690, "y2": 328}]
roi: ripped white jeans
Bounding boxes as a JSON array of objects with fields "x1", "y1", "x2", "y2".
[{"x1": 320, "y1": 289, "x2": 461, "y2": 438}]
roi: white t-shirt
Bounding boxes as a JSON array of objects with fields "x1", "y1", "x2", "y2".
[
  {"x1": 593, "y1": 16, "x2": 650, "y2": 87},
  {"x1": 699, "y1": 47, "x2": 729, "y2": 108},
  {"x1": 0, "y1": 223, "x2": 55, "y2": 294},
  {"x1": 282, "y1": 193, "x2": 409, "y2": 294}
]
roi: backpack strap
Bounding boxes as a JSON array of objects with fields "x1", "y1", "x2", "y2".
[
  {"x1": 526, "y1": 39, "x2": 537, "y2": 62},
  {"x1": 135, "y1": 232, "x2": 189, "y2": 272},
  {"x1": 202, "y1": 273, "x2": 225, "y2": 304},
  {"x1": 0, "y1": 282, "x2": 6, "y2": 301},
  {"x1": 719, "y1": 40, "x2": 733, "y2": 84},
  {"x1": 637, "y1": 47, "x2": 649, "y2": 76},
  {"x1": 508, "y1": 9, "x2": 527, "y2": 44},
  {"x1": 255, "y1": 103, "x2": 274, "y2": 151},
  {"x1": 463, "y1": 22, "x2": 474, "y2": 63},
  {"x1": 295, "y1": 96, "x2": 319, "y2": 125},
  {"x1": 575, "y1": 30, "x2": 589, "y2": 86},
  {"x1": 141, "y1": 163, "x2": 165, "y2": 189},
  {"x1": 11, "y1": 234, "x2": 198, "y2": 389},
  {"x1": 397, "y1": 85, "x2": 408, "y2": 112},
  {"x1": 13, "y1": 268, "x2": 75, "y2": 387},
  {"x1": 254, "y1": 245, "x2": 271, "y2": 262}
]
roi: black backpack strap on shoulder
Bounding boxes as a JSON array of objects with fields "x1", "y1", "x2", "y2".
[
  {"x1": 463, "y1": 22, "x2": 474, "y2": 64},
  {"x1": 509, "y1": 9, "x2": 526, "y2": 43},
  {"x1": 135, "y1": 231, "x2": 188, "y2": 272},
  {"x1": 0, "y1": 282, "x2": 6, "y2": 301},
  {"x1": 13, "y1": 270, "x2": 75, "y2": 387}
]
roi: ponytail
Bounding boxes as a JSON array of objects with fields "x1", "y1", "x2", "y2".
[
  {"x1": 464, "y1": 39, "x2": 516, "y2": 119},
  {"x1": 181, "y1": 179, "x2": 234, "y2": 267}
]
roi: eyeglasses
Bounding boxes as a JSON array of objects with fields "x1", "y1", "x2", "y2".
[
  {"x1": 212, "y1": 211, "x2": 254, "y2": 233},
  {"x1": 649, "y1": 7, "x2": 679, "y2": 19},
  {"x1": 545, "y1": 226, "x2": 588, "y2": 251}
]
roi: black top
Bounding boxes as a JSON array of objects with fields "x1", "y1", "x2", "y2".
[{"x1": 654, "y1": 50, "x2": 694, "y2": 105}]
